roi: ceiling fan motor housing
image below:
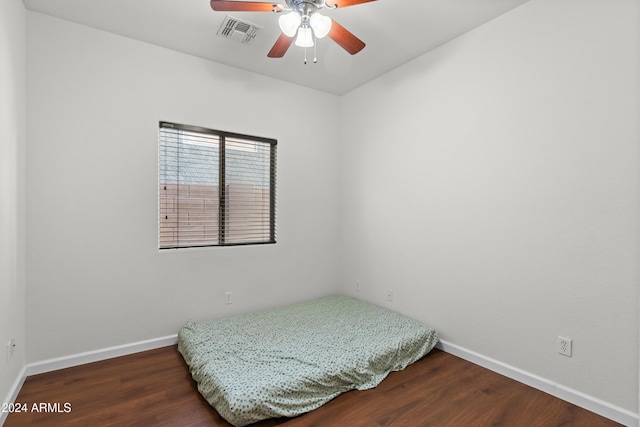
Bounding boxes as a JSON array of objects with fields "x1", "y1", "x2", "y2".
[{"x1": 286, "y1": 0, "x2": 332, "y2": 16}]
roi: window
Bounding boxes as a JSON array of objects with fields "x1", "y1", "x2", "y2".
[{"x1": 159, "y1": 122, "x2": 276, "y2": 249}]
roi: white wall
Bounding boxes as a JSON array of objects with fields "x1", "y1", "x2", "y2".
[
  {"x1": 338, "y1": 0, "x2": 639, "y2": 414},
  {"x1": 0, "y1": 0, "x2": 26, "y2": 408},
  {"x1": 25, "y1": 12, "x2": 341, "y2": 363}
]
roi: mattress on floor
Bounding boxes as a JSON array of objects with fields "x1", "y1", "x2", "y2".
[{"x1": 178, "y1": 295, "x2": 438, "y2": 427}]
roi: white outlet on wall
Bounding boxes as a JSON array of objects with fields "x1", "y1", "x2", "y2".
[
  {"x1": 355, "y1": 280, "x2": 361, "y2": 292},
  {"x1": 386, "y1": 289, "x2": 393, "y2": 301},
  {"x1": 558, "y1": 336, "x2": 572, "y2": 357},
  {"x1": 225, "y1": 292, "x2": 232, "y2": 305}
]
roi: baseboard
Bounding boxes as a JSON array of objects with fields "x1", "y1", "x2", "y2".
[
  {"x1": 1, "y1": 366, "x2": 27, "y2": 426},
  {"x1": 436, "y1": 340, "x2": 639, "y2": 427},
  {"x1": 25, "y1": 334, "x2": 178, "y2": 376}
]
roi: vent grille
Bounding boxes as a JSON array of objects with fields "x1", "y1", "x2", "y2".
[{"x1": 217, "y1": 15, "x2": 263, "y2": 45}]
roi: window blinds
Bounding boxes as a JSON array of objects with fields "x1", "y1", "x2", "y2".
[{"x1": 159, "y1": 122, "x2": 276, "y2": 249}]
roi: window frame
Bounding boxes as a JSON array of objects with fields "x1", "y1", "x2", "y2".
[{"x1": 159, "y1": 121, "x2": 277, "y2": 250}]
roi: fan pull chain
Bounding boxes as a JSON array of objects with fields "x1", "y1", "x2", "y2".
[{"x1": 313, "y1": 35, "x2": 318, "y2": 63}]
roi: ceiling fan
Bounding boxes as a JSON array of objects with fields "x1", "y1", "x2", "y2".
[{"x1": 210, "y1": 0, "x2": 376, "y2": 61}]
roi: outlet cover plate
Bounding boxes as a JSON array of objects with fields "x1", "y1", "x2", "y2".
[{"x1": 558, "y1": 336, "x2": 572, "y2": 357}]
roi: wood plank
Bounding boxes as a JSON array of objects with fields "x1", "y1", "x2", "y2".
[{"x1": 5, "y1": 346, "x2": 622, "y2": 427}]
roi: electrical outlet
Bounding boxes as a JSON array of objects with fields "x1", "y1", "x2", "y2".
[
  {"x1": 386, "y1": 289, "x2": 393, "y2": 301},
  {"x1": 10, "y1": 337, "x2": 15, "y2": 357},
  {"x1": 355, "y1": 280, "x2": 361, "y2": 292},
  {"x1": 225, "y1": 292, "x2": 232, "y2": 305},
  {"x1": 558, "y1": 336, "x2": 572, "y2": 357}
]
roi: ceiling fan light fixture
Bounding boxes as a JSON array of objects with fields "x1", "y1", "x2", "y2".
[
  {"x1": 309, "y1": 13, "x2": 332, "y2": 39},
  {"x1": 278, "y1": 11, "x2": 301, "y2": 37},
  {"x1": 295, "y1": 26, "x2": 314, "y2": 47}
]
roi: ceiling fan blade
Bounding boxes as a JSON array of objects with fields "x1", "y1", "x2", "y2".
[
  {"x1": 267, "y1": 33, "x2": 295, "y2": 58},
  {"x1": 325, "y1": 0, "x2": 376, "y2": 8},
  {"x1": 328, "y1": 20, "x2": 365, "y2": 55},
  {"x1": 210, "y1": 1, "x2": 284, "y2": 12}
]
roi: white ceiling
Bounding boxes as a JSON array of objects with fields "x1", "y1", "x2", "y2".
[{"x1": 22, "y1": 0, "x2": 531, "y2": 95}]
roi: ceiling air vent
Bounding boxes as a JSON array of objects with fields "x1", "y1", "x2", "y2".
[{"x1": 217, "y1": 15, "x2": 263, "y2": 45}]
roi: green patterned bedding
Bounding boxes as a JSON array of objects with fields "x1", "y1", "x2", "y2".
[{"x1": 178, "y1": 295, "x2": 438, "y2": 427}]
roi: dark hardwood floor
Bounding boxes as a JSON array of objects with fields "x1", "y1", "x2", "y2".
[{"x1": 5, "y1": 346, "x2": 622, "y2": 427}]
